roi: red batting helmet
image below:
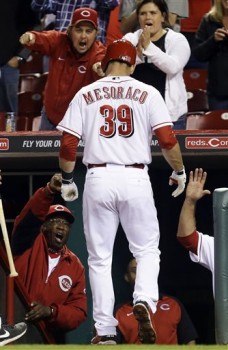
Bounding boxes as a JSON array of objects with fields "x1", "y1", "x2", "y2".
[{"x1": 101, "y1": 39, "x2": 136, "y2": 72}]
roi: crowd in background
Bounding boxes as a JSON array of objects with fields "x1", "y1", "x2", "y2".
[{"x1": 2, "y1": 0, "x2": 228, "y2": 131}]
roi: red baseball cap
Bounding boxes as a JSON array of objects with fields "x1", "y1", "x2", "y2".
[
  {"x1": 71, "y1": 7, "x2": 98, "y2": 29},
  {"x1": 46, "y1": 205, "x2": 75, "y2": 224}
]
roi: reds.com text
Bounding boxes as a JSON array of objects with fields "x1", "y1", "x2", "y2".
[{"x1": 186, "y1": 136, "x2": 228, "y2": 149}]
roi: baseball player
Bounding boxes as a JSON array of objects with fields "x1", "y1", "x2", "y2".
[
  {"x1": 115, "y1": 258, "x2": 198, "y2": 345},
  {"x1": 177, "y1": 168, "x2": 214, "y2": 292},
  {"x1": 57, "y1": 39, "x2": 186, "y2": 344}
]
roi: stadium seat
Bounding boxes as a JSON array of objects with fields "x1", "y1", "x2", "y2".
[
  {"x1": 19, "y1": 51, "x2": 44, "y2": 74},
  {"x1": 16, "y1": 116, "x2": 32, "y2": 131},
  {"x1": 187, "y1": 89, "x2": 209, "y2": 114},
  {"x1": 18, "y1": 91, "x2": 43, "y2": 118},
  {"x1": 183, "y1": 68, "x2": 208, "y2": 90},
  {"x1": 0, "y1": 112, "x2": 6, "y2": 131},
  {"x1": 19, "y1": 72, "x2": 48, "y2": 94},
  {"x1": 32, "y1": 115, "x2": 41, "y2": 131},
  {"x1": 186, "y1": 110, "x2": 228, "y2": 130}
]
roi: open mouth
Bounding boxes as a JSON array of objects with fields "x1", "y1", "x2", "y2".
[
  {"x1": 79, "y1": 41, "x2": 87, "y2": 48},
  {"x1": 55, "y1": 232, "x2": 64, "y2": 243}
]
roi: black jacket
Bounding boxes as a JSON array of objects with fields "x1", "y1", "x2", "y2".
[{"x1": 193, "y1": 14, "x2": 228, "y2": 97}]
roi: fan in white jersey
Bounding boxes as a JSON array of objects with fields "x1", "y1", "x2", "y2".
[
  {"x1": 57, "y1": 39, "x2": 186, "y2": 345},
  {"x1": 177, "y1": 168, "x2": 214, "y2": 293}
]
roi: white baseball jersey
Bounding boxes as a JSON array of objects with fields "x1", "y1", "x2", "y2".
[
  {"x1": 189, "y1": 231, "x2": 214, "y2": 294},
  {"x1": 57, "y1": 76, "x2": 173, "y2": 166}
]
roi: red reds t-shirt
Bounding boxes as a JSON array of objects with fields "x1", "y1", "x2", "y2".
[{"x1": 115, "y1": 295, "x2": 197, "y2": 344}]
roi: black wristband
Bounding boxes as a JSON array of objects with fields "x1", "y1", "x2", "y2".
[
  {"x1": 62, "y1": 170, "x2": 74, "y2": 181},
  {"x1": 175, "y1": 168, "x2": 185, "y2": 175},
  {"x1": 62, "y1": 178, "x2": 73, "y2": 185}
]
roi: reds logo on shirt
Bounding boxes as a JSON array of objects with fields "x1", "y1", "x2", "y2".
[
  {"x1": 159, "y1": 303, "x2": 171, "y2": 311},
  {"x1": 58, "y1": 275, "x2": 72, "y2": 292},
  {"x1": 78, "y1": 65, "x2": 86, "y2": 74}
]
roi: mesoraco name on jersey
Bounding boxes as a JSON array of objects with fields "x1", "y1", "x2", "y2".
[{"x1": 58, "y1": 76, "x2": 173, "y2": 166}]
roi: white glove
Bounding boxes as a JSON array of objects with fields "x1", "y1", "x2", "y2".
[
  {"x1": 169, "y1": 168, "x2": 186, "y2": 198},
  {"x1": 61, "y1": 182, "x2": 78, "y2": 201}
]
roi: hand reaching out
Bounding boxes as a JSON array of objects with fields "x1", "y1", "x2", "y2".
[
  {"x1": 49, "y1": 173, "x2": 62, "y2": 193},
  {"x1": 186, "y1": 168, "x2": 211, "y2": 202},
  {"x1": 19, "y1": 32, "x2": 36, "y2": 45}
]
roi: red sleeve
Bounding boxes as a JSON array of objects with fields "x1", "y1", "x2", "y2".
[
  {"x1": 13, "y1": 187, "x2": 54, "y2": 234},
  {"x1": 154, "y1": 125, "x2": 178, "y2": 149},
  {"x1": 177, "y1": 230, "x2": 199, "y2": 255},
  {"x1": 59, "y1": 132, "x2": 79, "y2": 162},
  {"x1": 23, "y1": 30, "x2": 62, "y2": 56}
]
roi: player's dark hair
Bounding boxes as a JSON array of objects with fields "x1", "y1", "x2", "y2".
[{"x1": 136, "y1": 0, "x2": 170, "y2": 28}]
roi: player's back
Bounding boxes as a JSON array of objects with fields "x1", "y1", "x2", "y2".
[{"x1": 62, "y1": 75, "x2": 172, "y2": 165}]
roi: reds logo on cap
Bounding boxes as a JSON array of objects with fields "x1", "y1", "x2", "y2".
[
  {"x1": 46, "y1": 204, "x2": 75, "y2": 224},
  {"x1": 71, "y1": 7, "x2": 98, "y2": 29}
]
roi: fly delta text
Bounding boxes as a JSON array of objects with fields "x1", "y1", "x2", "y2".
[
  {"x1": 22, "y1": 139, "x2": 85, "y2": 148},
  {"x1": 22, "y1": 140, "x2": 61, "y2": 148}
]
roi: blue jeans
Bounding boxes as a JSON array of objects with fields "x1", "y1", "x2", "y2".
[
  {"x1": 0, "y1": 64, "x2": 19, "y2": 113},
  {"x1": 172, "y1": 114, "x2": 187, "y2": 130},
  {"x1": 39, "y1": 106, "x2": 57, "y2": 131},
  {"x1": 208, "y1": 96, "x2": 228, "y2": 111}
]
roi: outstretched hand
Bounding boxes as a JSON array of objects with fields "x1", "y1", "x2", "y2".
[
  {"x1": 49, "y1": 173, "x2": 62, "y2": 193},
  {"x1": 92, "y1": 62, "x2": 105, "y2": 77},
  {"x1": 169, "y1": 168, "x2": 186, "y2": 197},
  {"x1": 186, "y1": 168, "x2": 211, "y2": 202},
  {"x1": 19, "y1": 32, "x2": 36, "y2": 45}
]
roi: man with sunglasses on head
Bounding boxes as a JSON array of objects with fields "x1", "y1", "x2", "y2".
[{"x1": 10, "y1": 173, "x2": 87, "y2": 343}]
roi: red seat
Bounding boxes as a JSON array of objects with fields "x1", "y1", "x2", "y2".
[
  {"x1": 187, "y1": 89, "x2": 209, "y2": 114},
  {"x1": 0, "y1": 112, "x2": 6, "y2": 131},
  {"x1": 18, "y1": 91, "x2": 43, "y2": 118},
  {"x1": 184, "y1": 68, "x2": 208, "y2": 90},
  {"x1": 19, "y1": 51, "x2": 43, "y2": 74},
  {"x1": 19, "y1": 72, "x2": 48, "y2": 94},
  {"x1": 32, "y1": 115, "x2": 41, "y2": 131},
  {"x1": 186, "y1": 110, "x2": 228, "y2": 130},
  {"x1": 16, "y1": 116, "x2": 32, "y2": 131}
]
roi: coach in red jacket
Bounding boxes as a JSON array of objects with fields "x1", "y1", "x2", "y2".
[{"x1": 11, "y1": 174, "x2": 87, "y2": 340}]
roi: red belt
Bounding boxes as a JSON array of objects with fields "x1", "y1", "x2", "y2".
[{"x1": 88, "y1": 163, "x2": 144, "y2": 169}]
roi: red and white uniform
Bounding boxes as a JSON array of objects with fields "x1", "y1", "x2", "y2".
[
  {"x1": 58, "y1": 76, "x2": 172, "y2": 165},
  {"x1": 178, "y1": 231, "x2": 214, "y2": 294},
  {"x1": 58, "y1": 76, "x2": 173, "y2": 336}
]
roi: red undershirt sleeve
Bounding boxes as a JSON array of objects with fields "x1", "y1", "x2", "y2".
[
  {"x1": 154, "y1": 125, "x2": 178, "y2": 149},
  {"x1": 59, "y1": 132, "x2": 79, "y2": 162},
  {"x1": 177, "y1": 230, "x2": 199, "y2": 255}
]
